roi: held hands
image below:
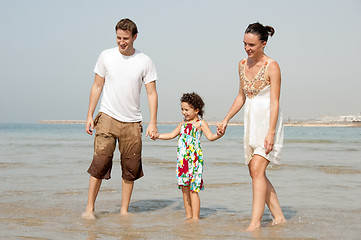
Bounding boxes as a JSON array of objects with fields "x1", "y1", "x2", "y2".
[
  {"x1": 146, "y1": 123, "x2": 159, "y2": 140},
  {"x1": 217, "y1": 120, "x2": 228, "y2": 136}
]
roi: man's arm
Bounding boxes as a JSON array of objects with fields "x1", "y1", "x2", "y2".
[
  {"x1": 85, "y1": 74, "x2": 105, "y2": 135},
  {"x1": 144, "y1": 81, "x2": 158, "y2": 139}
]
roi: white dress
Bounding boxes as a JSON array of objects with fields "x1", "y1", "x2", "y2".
[{"x1": 240, "y1": 59, "x2": 284, "y2": 165}]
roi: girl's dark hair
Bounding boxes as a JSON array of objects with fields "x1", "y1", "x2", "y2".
[
  {"x1": 245, "y1": 22, "x2": 275, "y2": 42},
  {"x1": 180, "y1": 92, "x2": 205, "y2": 118}
]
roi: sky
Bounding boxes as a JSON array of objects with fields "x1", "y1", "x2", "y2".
[{"x1": 1, "y1": 0, "x2": 360, "y2": 123}]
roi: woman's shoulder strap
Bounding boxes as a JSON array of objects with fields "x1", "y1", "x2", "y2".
[{"x1": 265, "y1": 58, "x2": 276, "y2": 70}]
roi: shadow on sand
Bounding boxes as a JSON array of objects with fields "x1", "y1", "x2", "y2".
[{"x1": 128, "y1": 199, "x2": 175, "y2": 213}]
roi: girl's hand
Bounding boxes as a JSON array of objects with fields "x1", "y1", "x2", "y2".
[{"x1": 264, "y1": 133, "x2": 275, "y2": 154}]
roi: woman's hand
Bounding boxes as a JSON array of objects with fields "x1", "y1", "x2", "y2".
[{"x1": 264, "y1": 133, "x2": 275, "y2": 154}]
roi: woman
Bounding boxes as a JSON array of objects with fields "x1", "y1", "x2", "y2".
[{"x1": 218, "y1": 22, "x2": 286, "y2": 231}]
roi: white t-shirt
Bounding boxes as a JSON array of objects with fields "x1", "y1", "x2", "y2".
[{"x1": 94, "y1": 48, "x2": 157, "y2": 122}]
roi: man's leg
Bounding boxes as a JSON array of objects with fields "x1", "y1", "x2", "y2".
[
  {"x1": 119, "y1": 122, "x2": 143, "y2": 215},
  {"x1": 83, "y1": 113, "x2": 117, "y2": 219},
  {"x1": 120, "y1": 179, "x2": 134, "y2": 214},
  {"x1": 82, "y1": 176, "x2": 102, "y2": 220}
]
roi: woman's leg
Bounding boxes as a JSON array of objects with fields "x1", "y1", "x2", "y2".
[
  {"x1": 246, "y1": 155, "x2": 270, "y2": 231},
  {"x1": 265, "y1": 177, "x2": 286, "y2": 224},
  {"x1": 181, "y1": 186, "x2": 193, "y2": 219},
  {"x1": 190, "y1": 191, "x2": 200, "y2": 220}
]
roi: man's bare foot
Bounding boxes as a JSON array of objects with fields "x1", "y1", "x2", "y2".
[
  {"x1": 82, "y1": 210, "x2": 96, "y2": 220},
  {"x1": 272, "y1": 218, "x2": 287, "y2": 225}
]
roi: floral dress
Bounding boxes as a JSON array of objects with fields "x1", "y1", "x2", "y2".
[{"x1": 177, "y1": 121, "x2": 204, "y2": 192}]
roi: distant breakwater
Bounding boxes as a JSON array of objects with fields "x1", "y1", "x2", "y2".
[{"x1": 38, "y1": 120, "x2": 361, "y2": 127}]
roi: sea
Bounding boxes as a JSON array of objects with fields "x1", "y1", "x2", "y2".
[{"x1": 0, "y1": 123, "x2": 360, "y2": 240}]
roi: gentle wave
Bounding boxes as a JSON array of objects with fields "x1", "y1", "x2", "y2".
[
  {"x1": 206, "y1": 182, "x2": 248, "y2": 188},
  {"x1": 316, "y1": 165, "x2": 361, "y2": 174},
  {"x1": 0, "y1": 162, "x2": 23, "y2": 169},
  {"x1": 285, "y1": 139, "x2": 336, "y2": 144},
  {"x1": 280, "y1": 163, "x2": 361, "y2": 175}
]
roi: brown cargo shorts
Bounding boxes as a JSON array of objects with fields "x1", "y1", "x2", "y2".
[{"x1": 87, "y1": 112, "x2": 144, "y2": 181}]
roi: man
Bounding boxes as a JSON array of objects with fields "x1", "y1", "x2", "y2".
[{"x1": 82, "y1": 18, "x2": 158, "y2": 220}]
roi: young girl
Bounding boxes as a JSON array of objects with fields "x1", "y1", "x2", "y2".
[{"x1": 155, "y1": 92, "x2": 222, "y2": 220}]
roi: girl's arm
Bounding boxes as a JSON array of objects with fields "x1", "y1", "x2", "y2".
[
  {"x1": 156, "y1": 122, "x2": 183, "y2": 140},
  {"x1": 217, "y1": 61, "x2": 246, "y2": 135},
  {"x1": 265, "y1": 61, "x2": 281, "y2": 154},
  {"x1": 197, "y1": 120, "x2": 222, "y2": 141}
]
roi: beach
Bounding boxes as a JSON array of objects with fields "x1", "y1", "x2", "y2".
[{"x1": 1, "y1": 123, "x2": 361, "y2": 239}]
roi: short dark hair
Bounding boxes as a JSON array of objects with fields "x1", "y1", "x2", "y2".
[
  {"x1": 180, "y1": 92, "x2": 205, "y2": 118},
  {"x1": 115, "y1": 18, "x2": 138, "y2": 36},
  {"x1": 245, "y1": 22, "x2": 275, "y2": 42}
]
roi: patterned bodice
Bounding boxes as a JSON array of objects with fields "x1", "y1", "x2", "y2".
[
  {"x1": 240, "y1": 59, "x2": 273, "y2": 99},
  {"x1": 179, "y1": 121, "x2": 202, "y2": 141}
]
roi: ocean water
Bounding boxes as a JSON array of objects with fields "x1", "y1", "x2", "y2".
[{"x1": 0, "y1": 123, "x2": 361, "y2": 239}]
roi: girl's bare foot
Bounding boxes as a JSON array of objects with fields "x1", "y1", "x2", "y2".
[
  {"x1": 120, "y1": 208, "x2": 130, "y2": 216},
  {"x1": 82, "y1": 210, "x2": 96, "y2": 220}
]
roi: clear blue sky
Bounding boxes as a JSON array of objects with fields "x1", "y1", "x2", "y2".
[{"x1": 1, "y1": 0, "x2": 360, "y2": 123}]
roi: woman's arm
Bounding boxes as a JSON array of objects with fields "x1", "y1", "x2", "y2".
[
  {"x1": 217, "y1": 61, "x2": 246, "y2": 135},
  {"x1": 264, "y1": 61, "x2": 281, "y2": 154},
  {"x1": 157, "y1": 122, "x2": 183, "y2": 140}
]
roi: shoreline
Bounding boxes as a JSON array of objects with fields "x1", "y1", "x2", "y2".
[{"x1": 37, "y1": 120, "x2": 361, "y2": 127}]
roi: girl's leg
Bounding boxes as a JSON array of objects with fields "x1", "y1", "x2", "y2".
[
  {"x1": 265, "y1": 177, "x2": 286, "y2": 224},
  {"x1": 190, "y1": 191, "x2": 200, "y2": 220},
  {"x1": 181, "y1": 186, "x2": 193, "y2": 219},
  {"x1": 246, "y1": 155, "x2": 270, "y2": 231}
]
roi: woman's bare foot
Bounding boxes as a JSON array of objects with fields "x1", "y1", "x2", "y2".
[
  {"x1": 120, "y1": 209, "x2": 133, "y2": 216},
  {"x1": 272, "y1": 218, "x2": 286, "y2": 225},
  {"x1": 242, "y1": 222, "x2": 261, "y2": 231},
  {"x1": 82, "y1": 210, "x2": 96, "y2": 220}
]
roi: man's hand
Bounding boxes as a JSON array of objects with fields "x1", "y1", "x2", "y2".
[
  {"x1": 146, "y1": 123, "x2": 158, "y2": 140},
  {"x1": 85, "y1": 116, "x2": 94, "y2": 135}
]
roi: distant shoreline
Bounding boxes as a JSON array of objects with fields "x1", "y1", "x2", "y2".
[{"x1": 37, "y1": 120, "x2": 361, "y2": 127}]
